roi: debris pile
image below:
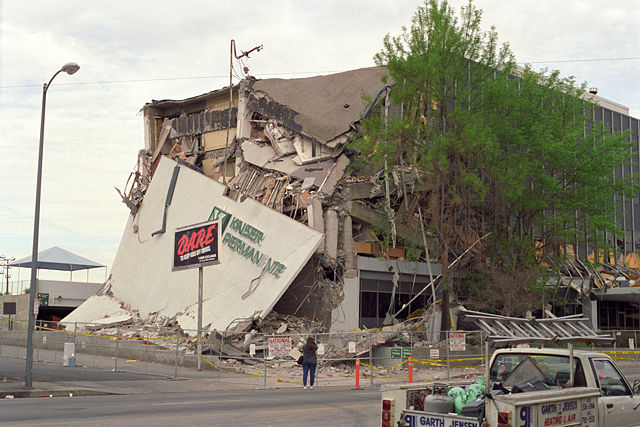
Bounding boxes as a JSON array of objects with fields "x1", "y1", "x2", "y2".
[{"x1": 554, "y1": 254, "x2": 640, "y2": 292}]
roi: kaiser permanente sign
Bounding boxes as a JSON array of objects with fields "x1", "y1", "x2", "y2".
[{"x1": 210, "y1": 207, "x2": 286, "y2": 278}]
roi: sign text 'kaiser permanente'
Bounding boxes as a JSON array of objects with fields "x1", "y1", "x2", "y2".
[{"x1": 173, "y1": 220, "x2": 219, "y2": 270}]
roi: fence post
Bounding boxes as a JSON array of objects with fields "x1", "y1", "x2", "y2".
[
  {"x1": 36, "y1": 323, "x2": 41, "y2": 362},
  {"x1": 218, "y1": 331, "x2": 224, "y2": 382},
  {"x1": 114, "y1": 325, "x2": 120, "y2": 372},
  {"x1": 52, "y1": 324, "x2": 57, "y2": 362},
  {"x1": 174, "y1": 331, "x2": 179, "y2": 379},
  {"x1": 197, "y1": 329, "x2": 202, "y2": 372},
  {"x1": 446, "y1": 330, "x2": 450, "y2": 381},
  {"x1": 480, "y1": 331, "x2": 484, "y2": 372},
  {"x1": 314, "y1": 333, "x2": 319, "y2": 387},
  {"x1": 410, "y1": 331, "x2": 414, "y2": 381},
  {"x1": 144, "y1": 331, "x2": 149, "y2": 374},
  {"x1": 369, "y1": 331, "x2": 374, "y2": 386},
  {"x1": 263, "y1": 334, "x2": 268, "y2": 390},
  {"x1": 484, "y1": 338, "x2": 490, "y2": 396},
  {"x1": 93, "y1": 328, "x2": 98, "y2": 368},
  {"x1": 355, "y1": 356, "x2": 360, "y2": 390}
]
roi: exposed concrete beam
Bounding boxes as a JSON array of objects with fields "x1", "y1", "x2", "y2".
[
  {"x1": 339, "y1": 182, "x2": 383, "y2": 200},
  {"x1": 347, "y1": 201, "x2": 424, "y2": 247},
  {"x1": 318, "y1": 154, "x2": 349, "y2": 197}
]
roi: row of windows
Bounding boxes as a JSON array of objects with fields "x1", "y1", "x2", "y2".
[
  {"x1": 359, "y1": 278, "x2": 429, "y2": 328},
  {"x1": 587, "y1": 108, "x2": 640, "y2": 257},
  {"x1": 598, "y1": 300, "x2": 640, "y2": 330}
]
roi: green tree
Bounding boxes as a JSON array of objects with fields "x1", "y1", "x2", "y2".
[
  {"x1": 490, "y1": 67, "x2": 636, "y2": 258},
  {"x1": 350, "y1": 0, "x2": 637, "y2": 321},
  {"x1": 351, "y1": 0, "x2": 516, "y2": 330}
]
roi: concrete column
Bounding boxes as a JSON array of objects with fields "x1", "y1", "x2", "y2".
[
  {"x1": 590, "y1": 299, "x2": 598, "y2": 330},
  {"x1": 143, "y1": 106, "x2": 160, "y2": 152},
  {"x1": 235, "y1": 83, "x2": 251, "y2": 139},
  {"x1": 308, "y1": 198, "x2": 325, "y2": 253},
  {"x1": 325, "y1": 209, "x2": 339, "y2": 259},
  {"x1": 342, "y1": 214, "x2": 357, "y2": 272}
]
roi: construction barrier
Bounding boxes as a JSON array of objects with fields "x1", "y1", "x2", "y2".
[{"x1": 408, "y1": 356, "x2": 413, "y2": 383}]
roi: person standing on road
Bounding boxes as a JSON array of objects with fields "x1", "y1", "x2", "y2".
[{"x1": 302, "y1": 336, "x2": 318, "y2": 390}]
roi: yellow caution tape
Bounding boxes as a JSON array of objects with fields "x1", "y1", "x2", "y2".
[
  {"x1": 2, "y1": 316, "x2": 193, "y2": 342},
  {"x1": 412, "y1": 357, "x2": 483, "y2": 364},
  {"x1": 599, "y1": 350, "x2": 640, "y2": 355}
]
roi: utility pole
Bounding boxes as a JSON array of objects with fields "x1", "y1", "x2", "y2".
[
  {"x1": 0, "y1": 256, "x2": 15, "y2": 294},
  {"x1": 222, "y1": 40, "x2": 263, "y2": 184}
]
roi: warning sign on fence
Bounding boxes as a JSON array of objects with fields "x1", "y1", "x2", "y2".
[
  {"x1": 449, "y1": 332, "x2": 466, "y2": 351},
  {"x1": 391, "y1": 347, "x2": 412, "y2": 358},
  {"x1": 267, "y1": 337, "x2": 291, "y2": 357}
]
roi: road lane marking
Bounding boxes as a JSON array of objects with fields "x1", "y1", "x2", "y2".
[
  {"x1": 152, "y1": 399, "x2": 247, "y2": 405},
  {"x1": 2, "y1": 403, "x2": 379, "y2": 426}
]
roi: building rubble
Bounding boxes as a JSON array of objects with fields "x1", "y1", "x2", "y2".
[{"x1": 63, "y1": 66, "x2": 640, "y2": 362}]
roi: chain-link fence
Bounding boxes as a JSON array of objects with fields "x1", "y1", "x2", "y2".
[{"x1": 2, "y1": 315, "x2": 638, "y2": 389}]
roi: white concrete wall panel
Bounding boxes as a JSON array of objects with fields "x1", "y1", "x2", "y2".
[{"x1": 103, "y1": 157, "x2": 322, "y2": 332}]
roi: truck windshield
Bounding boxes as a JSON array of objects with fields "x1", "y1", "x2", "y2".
[{"x1": 490, "y1": 353, "x2": 587, "y2": 388}]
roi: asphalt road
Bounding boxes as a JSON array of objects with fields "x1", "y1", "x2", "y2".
[{"x1": 0, "y1": 387, "x2": 381, "y2": 427}]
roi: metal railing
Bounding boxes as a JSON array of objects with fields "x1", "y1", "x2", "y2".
[{"x1": 1, "y1": 280, "x2": 30, "y2": 295}]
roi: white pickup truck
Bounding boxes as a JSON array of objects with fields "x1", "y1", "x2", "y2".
[{"x1": 380, "y1": 347, "x2": 640, "y2": 427}]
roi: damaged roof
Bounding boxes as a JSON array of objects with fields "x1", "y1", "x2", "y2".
[
  {"x1": 145, "y1": 86, "x2": 232, "y2": 110},
  {"x1": 247, "y1": 67, "x2": 388, "y2": 143}
]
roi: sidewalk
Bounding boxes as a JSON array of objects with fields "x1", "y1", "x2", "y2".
[{"x1": 0, "y1": 354, "x2": 266, "y2": 399}]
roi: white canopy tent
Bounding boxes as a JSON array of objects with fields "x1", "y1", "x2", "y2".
[{"x1": 10, "y1": 246, "x2": 106, "y2": 282}]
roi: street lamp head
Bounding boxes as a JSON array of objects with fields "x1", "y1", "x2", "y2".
[{"x1": 61, "y1": 62, "x2": 80, "y2": 75}]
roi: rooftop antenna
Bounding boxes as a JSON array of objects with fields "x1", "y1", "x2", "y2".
[{"x1": 223, "y1": 40, "x2": 263, "y2": 184}]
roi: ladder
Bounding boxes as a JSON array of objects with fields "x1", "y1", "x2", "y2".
[{"x1": 459, "y1": 309, "x2": 614, "y2": 345}]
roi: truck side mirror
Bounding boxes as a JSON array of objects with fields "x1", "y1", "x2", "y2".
[{"x1": 633, "y1": 379, "x2": 640, "y2": 395}]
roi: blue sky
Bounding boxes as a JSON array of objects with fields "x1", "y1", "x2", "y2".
[{"x1": 1, "y1": 0, "x2": 638, "y2": 280}]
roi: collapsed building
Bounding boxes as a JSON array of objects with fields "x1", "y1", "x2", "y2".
[{"x1": 63, "y1": 66, "x2": 640, "y2": 337}]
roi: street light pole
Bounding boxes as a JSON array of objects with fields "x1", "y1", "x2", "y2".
[{"x1": 25, "y1": 62, "x2": 79, "y2": 390}]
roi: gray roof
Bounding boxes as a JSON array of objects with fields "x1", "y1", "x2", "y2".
[
  {"x1": 10, "y1": 246, "x2": 105, "y2": 271},
  {"x1": 249, "y1": 67, "x2": 389, "y2": 143}
]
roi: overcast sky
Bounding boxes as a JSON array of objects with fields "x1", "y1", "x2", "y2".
[{"x1": 1, "y1": 0, "x2": 638, "y2": 281}]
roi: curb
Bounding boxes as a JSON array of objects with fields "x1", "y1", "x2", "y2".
[{"x1": 2, "y1": 389, "x2": 119, "y2": 399}]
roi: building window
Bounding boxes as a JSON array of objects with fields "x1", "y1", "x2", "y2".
[
  {"x1": 598, "y1": 300, "x2": 640, "y2": 330},
  {"x1": 359, "y1": 276, "x2": 428, "y2": 328}
]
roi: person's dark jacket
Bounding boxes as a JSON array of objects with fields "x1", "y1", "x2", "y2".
[{"x1": 302, "y1": 343, "x2": 317, "y2": 365}]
